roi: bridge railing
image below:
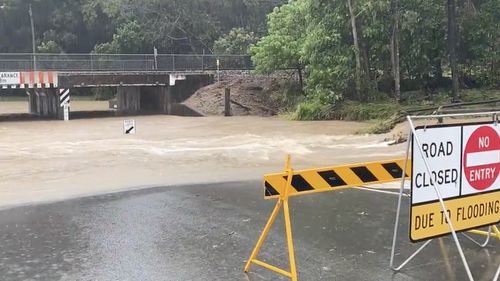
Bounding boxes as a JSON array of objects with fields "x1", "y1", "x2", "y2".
[{"x1": 0, "y1": 53, "x2": 253, "y2": 72}]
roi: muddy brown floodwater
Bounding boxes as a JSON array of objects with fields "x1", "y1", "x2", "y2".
[{"x1": 0, "y1": 112, "x2": 406, "y2": 208}]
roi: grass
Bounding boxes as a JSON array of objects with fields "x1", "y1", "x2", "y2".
[{"x1": 285, "y1": 88, "x2": 500, "y2": 134}]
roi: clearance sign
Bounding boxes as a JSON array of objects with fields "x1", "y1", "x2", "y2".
[
  {"x1": 410, "y1": 122, "x2": 500, "y2": 242},
  {"x1": 0, "y1": 72, "x2": 20, "y2": 85}
]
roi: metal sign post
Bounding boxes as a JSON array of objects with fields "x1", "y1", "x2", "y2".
[
  {"x1": 216, "y1": 58, "x2": 220, "y2": 82},
  {"x1": 59, "y1": 88, "x2": 70, "y2": 121},
  {"x1": 153, "y1": 47, "x2": 158, "y2": 70},
  {"x1": 63, "y1": 104, "x2": 69, "y2": 121}
]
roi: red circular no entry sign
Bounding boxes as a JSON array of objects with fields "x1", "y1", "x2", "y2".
[{"x1": 463, "y1": 126, "x2": 500, "y2": 190}]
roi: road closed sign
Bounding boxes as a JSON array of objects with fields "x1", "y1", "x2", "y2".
[
  {"x1": 462, "y1": 125, "x2": 500, "y2": 193},
  {"x1": 410, "y1": 122, "x2": 500, "y2": 242}
]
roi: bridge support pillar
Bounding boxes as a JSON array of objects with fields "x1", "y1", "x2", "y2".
[
  {"x1": 158, "y1": 86, "x2": 172, "y2": 114},
  {"x1": 27, "y1": 88, "x2": 62, "y2": 119},
  {"x1": 117, "y1": 86, "x2": 141, "y2": 113}
]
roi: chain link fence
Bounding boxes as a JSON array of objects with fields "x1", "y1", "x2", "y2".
[{"x1": 0, "y1": 53, "x2": 253, "y2": 72}]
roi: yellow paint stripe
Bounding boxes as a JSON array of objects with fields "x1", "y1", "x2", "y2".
[
  {"x1": 366, "y1": 163, "x2": 393, "y2": 181},
  {"x1": 335, "y1": 166, "x2": 364, "y2": 186},
  {"x1": 264, "y1": 158, "x2": 411, "y2": 199}
]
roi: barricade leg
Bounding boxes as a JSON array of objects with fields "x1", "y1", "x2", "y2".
[
  {"x1": 244, "y1": 199, "x2": 283, "y2": 272},
  {"x1": 283, "y1": 199, "x2": 298, "y2": 281},
  {"x1": 468, "y1": 225, "x2": 500, "y2": 241},
  {"x1": 245, "y1": 154, "x2": 298, "y2": 280}
]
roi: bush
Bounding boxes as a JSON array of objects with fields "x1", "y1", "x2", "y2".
[
  {"x1": 289, "y1": 99, "x2": 333, "y2": 120},
  {"x1": 334, "y1": 101, "x2": 401, "y2": 121}
]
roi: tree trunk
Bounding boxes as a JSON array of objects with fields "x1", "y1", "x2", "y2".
[
  {"x1": 447, "y1": 0, "x2": 460, "y2": 102},
  {"x1": 347, "y1": 0, "x2": 362, "y2": 101},
  {"x1": 390, "y1": 0, "x2": 401, "y2": 101},
  {"x1": 434, "y1": 58, "x2": 443, "y2": 82},
  {"x1": 297, "y1": 67, "x2": 304, "y2": 92},
  {"x1": 361, "y1": 44, "x2": 375, "y2": 90}
]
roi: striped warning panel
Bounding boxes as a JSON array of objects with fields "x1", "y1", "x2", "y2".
[
  {"x1": 20, "y1": 71, "x2": 58, "y2": 88},
  {"x1": 59, "y1": 88, "x2": 70, "y2": 107},
  {"x1": 264, "y1": 158, "x2": 411, "y2": 199}
]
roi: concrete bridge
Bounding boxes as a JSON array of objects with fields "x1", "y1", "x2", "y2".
[{"x1": 0, "y1": 53, "x2": 252, "y2": 120}]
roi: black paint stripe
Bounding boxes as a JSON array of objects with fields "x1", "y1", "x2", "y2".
[
  {"x1": 318, "y1": 170, "x2": 347, "y2": 187},
  {"x1": 264, "y1": 181, "x2": 279, "y2": 196},
  {"x1": 382, "y1": 162, "x2": 407, "y2": 178},
  {"x1": 283, "y1": 175, "x2": 314, "y2": 192},
  {"x1": 60, "y1": 92, "x2": 69, "y2": 101},
  {"x1": 60, "y1": 98, "x2": 70, "y2": 106},
  {"x1": 351, "y1": 166, "x2": 378, "y2": 182}
]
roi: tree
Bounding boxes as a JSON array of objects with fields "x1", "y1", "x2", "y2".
[
  {"x1": 94, "y1": 21, "x2": 145, "y2": 53},
  {"x1": 447, "y1": 0, "x2": 460, "y2": 101},
  {"x1": 213, "y1": 28, "x2": 257, "y2": 55},
  {"x1": 391, "y1": 0, "x2": 401, "y2": 101},
  {"x1": 347, "y1": 0, "x2": 362, "y2": 100},
  {"x1": 251, "y1": 0, "x2": 308, "y2": 89}
]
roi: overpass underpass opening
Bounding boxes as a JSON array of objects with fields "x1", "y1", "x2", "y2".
[
  {"x1": 68, "y1": 87, "x2": 118, "y2": 119},
  {"x1": 0, "y1": 89, "x2": 30, "y2": 119}
]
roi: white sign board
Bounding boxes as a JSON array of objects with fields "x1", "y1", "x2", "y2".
[
  {"x1": 410, "y1": 122, "x2": 500, "y2": 241},
  {"x1": 169, "y1": 74, "x2": 186, "y2": 86},
  {"x1": 411, "y1": 126, "x2": 462, "y2": 204},
  {"x1": 412, "y1": 123, "x2": 500, "y2": 203},
  {"x1": 123, "y1": 119, "x2": 136, "y2": 135},
  {"x1": 0, "y1": 72, "x2": 20, "y2": 85}
]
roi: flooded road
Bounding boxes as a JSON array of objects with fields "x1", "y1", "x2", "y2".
[
  {"x1": 0, "y1": 181, "x2": 497, "y2": 281},
  {"x1": 0, "y1": 114, "x2": 404, "y2": 208}
]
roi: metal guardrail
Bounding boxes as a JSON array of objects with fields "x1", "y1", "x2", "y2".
[{"x1": 0, "y1": 53, "x2": 253, "y2": 72}]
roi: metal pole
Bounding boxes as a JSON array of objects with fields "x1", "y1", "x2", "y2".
[
  {"x1": 407, "y1": 116, "x2": 474, "y2": 281},
  {"x1": 217, "y1": 57, "x2": 220, "y2": 82},
  {"x1": 389, "y1": 130, "x2": 412, "y2": 269},
  {"x1": 201, "y1": 49, "x2": 205, "y2": 71},
  {"x1": 153, "y1": 46, "x2": 158, "y2": 70},
  {"x1": 28, "y1": 4, "x2": 36, "y2": 71},
  {"x1": 90, "y1": 52, "x2": 94, "y2": 71}
]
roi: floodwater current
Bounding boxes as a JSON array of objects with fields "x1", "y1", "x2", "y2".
[{"x1": 0, "y1": 104, "x2": 405, "y2": 208}]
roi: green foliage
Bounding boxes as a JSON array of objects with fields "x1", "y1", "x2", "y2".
[
  {"x1": 268, "y1": 81, "x2": 304, "y2": 111},
  {"x1": 37, "y1": 40, "x2": 61, "y2": 53},
  {"x1": 460, "y1": 0, "x2": 500, "y2": 87},
  {"x1": 334, "y1": 101, "x2": 401, "y2": 121},
  {"x1": 213, "y1": 28, "x2": 257, "y2": 55},
  {"x1": 250, "y1": 0, "x2": 499, "y2": 120},
  {"x1": 94, "y1": 21, "x2": 144, "y2": 53},
  {"x1": 250, "y1": 0, "x2": 308, "y2": 74},
  {"x1": 289, "y1": 98, "x2": 333, "y2": 120},
  {"x1": 0, "y1": 0, "x2": 286, "y2": 53}
]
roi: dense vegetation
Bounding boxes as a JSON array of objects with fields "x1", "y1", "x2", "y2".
[
  {"x1": 0, "y1": 0, "x2": 498, "y2": 121},
  {"x1": 252, "y1": 0, "x2": 499, "y2": 119},
  {"x1": 0, "y1": 0, "x2": 283, "y2": 54}
]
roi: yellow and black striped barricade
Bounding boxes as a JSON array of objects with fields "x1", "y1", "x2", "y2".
[{"x1": 244, "y1": 156, "x2": 411, "y2": 281}]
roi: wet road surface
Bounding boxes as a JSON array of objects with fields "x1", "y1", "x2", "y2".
[{"x1": 0, "y1": 181, "x2": 498, "y2": 281}]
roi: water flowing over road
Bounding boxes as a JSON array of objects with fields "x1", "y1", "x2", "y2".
[{"x1": 0, "y1": 115, "x2": 404, "y2": 208}]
